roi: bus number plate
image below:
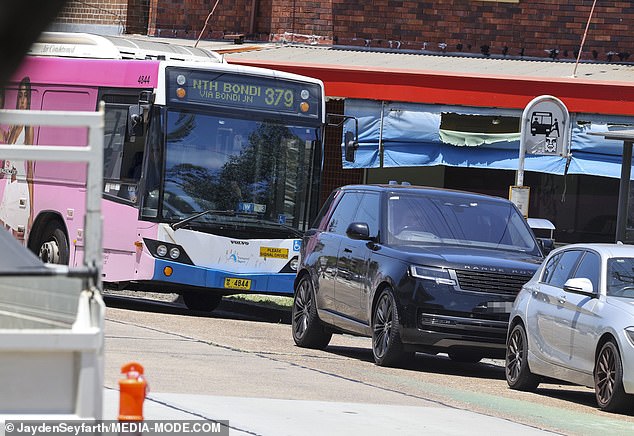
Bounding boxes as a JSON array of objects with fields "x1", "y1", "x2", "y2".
[{"x1": 224, "y1": 278, "x2": 251, "y2": 290}]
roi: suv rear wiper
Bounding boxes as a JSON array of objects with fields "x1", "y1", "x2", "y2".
[{"x1": 171, "y1": 209, "x2": 236, "y2": 230}]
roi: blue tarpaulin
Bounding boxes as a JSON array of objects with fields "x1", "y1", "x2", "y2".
[{"x1": 341, "y1": 99, "x2": 633, "y2": 179}]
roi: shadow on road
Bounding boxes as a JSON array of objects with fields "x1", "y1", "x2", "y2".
[
  {"x1": 103, "y1": 293, "x2": 291, "y2": 325},
  {"x1": 534, "y1": 386, "x2": 597, "y2": 409},
  {"x1": 325, "y1": 345, "x2": 375, "y2": 363},
  {"x1": 326, "y1": 344, "x2": 506, "y2": 380},
  {"x1": 531, "y1": 384, "x2": 634, "y2": 416}
]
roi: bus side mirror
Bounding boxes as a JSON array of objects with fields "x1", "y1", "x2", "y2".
[
  {"x1": 344, "y1": 131, "x2": 358, "y2": 162},
  {"x1": 127, "y1": 105, "x2": 144, "y2": 140},
  {"x1": 327, "y1": 114, "x2": 359, "y2": 163}
]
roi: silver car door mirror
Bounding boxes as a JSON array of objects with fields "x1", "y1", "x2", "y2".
[{"x1": 563, "y1": 277, "x2": 595, "y2": 296}]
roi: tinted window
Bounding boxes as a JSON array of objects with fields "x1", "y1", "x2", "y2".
[
  {"x1": 572, "y1": 251, "x2": 600, "y2": 292},
  {"x1": 140, "y1": 107, "x2": 163, "y2": 218},
  {"x1": 354, "y1": 192, "x2": 380, "y2": 238},
  {"x1": 546, "y1": 250, "x2": 583, "y2": 288},
  {"x1": 385, "y1": 191, "x2": 537, "y2": 253},
  {"x1": 312, "y1": 190, "x2": 338, "y2": 230},
  {"x1": 327, "y1": 192, "x2": 362, "y2": 235}
]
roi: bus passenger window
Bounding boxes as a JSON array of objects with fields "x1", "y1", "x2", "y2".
[{"x1": 103, "y1": 106, "x2": 126, "y2": 180}]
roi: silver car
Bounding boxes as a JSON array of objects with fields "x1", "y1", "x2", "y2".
[{"x1": 506, "y1": 243, "x2": 634, "y2": 412}]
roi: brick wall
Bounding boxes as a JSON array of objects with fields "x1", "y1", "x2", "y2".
[
  {"x1": 328, "y1": 0, "x2": 634, "y2": 60},
  {"x1": 55, "y1": 1, "x2": 129, "y2": 30},
  {"x1": 270, "y1": 0, "x2": 333, "y2": 36},
  {"x1": 126, "y1": 0, "x2": 149, "y2": 34},
  {"x1": 53, "y1": 1, "x2": 634, "y2": 61},
  {"x1": 146, "y1": 0, "x2": 258, "y2": 39}
]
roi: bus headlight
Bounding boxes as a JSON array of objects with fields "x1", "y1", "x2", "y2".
[
  {"x1": 143, "y1": 238, "x2": 194, "y2": 265},
  {"x1": 156, "y1": 244, "x2": 168, "y2": 257}
]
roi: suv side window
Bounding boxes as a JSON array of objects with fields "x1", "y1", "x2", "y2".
[
  {"x1": 354, "y1": 192, "x2": 380, "y2": 238},
  {"x1": 546, "y1": 250, "x2": 583, "y2": 288},
  {"x1": 327, "y1": 192, "x2": 362, "y2": 235},
  {"x1": 312, "y1": 190, "x2": 338, "y2": 230}
]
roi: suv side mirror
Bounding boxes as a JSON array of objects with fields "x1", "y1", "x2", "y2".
[
  {"x1": 563, "y1": 277, "x2": 595, "y2": 296},
  {"x1": 346, "y1": 222, "x2": 370, "y2": 240},
  {"x1": 537, "y1": 238, "x2": 555, "y2": 255}
]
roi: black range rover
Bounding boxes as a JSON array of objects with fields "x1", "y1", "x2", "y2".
[{"x1": 292, "y1": 183, "x2": 544, "y2": 366}]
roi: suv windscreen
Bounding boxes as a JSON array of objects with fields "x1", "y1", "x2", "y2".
[{"x1": 386, "y1": 191, "x2": 539, "y2": 254}]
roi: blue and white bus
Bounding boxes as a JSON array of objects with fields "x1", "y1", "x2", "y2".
[{"x1": 8, "y1": 32, "x2": 326, "y2": 311}]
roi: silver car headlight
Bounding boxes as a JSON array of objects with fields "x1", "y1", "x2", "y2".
[{"x1": 409, "y1": 265, "x2": 456, "y2": 286}]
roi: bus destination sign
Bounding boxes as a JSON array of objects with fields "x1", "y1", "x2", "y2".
[{"x1": 167, "y1": 68, "x2": 322, "y2": 119}]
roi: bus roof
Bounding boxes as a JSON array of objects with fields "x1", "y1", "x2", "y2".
[{"x1": 29, "y1": 32, "x2": 224, "y2": 63}]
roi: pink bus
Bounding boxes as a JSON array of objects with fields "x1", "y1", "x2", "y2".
[{"x1": 0, "y1": 33, "x2": 326, "y2": 311}]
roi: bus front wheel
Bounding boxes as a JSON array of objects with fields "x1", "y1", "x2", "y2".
[
  {"x1": 36, "y1": 222, "x2": 69, "y2": 265},
  {"x1": 182, "y1": 292, "x2": 222, "y2": 312}
]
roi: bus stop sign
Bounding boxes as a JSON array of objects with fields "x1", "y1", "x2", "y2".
[{"x1": 520, "y1": 95, "x2": 570, "y2": 156}]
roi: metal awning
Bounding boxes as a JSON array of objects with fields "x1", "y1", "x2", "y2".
[{"x1": 224, "y1": 44, "x2": 634, "y2": 116}]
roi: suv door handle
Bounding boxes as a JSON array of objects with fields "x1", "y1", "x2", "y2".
[
  {"x1": 343, "y1": 248, "x2": 352, "y2": 253},
  {"x1": 558, "y1": 295, "x2": 566, "y2": 304}
]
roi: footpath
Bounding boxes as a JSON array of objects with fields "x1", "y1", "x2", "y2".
[{"x1": 102, "y1": 389, "x2": 558, "y2": 436}]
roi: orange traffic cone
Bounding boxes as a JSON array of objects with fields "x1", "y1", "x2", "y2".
[{"x1": 118, "y1": 362, "x2": 148, "y2": 421}]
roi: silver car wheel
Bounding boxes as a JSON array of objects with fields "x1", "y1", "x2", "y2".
[
  {"x1": 505, "y1": 323, "x2": 539, "y2": 391},
  {"x1": 595, "y1": 340, "x2": 630, "y2": 412}
]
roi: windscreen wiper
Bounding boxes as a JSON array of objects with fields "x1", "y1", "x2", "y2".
[
  {"x1": 170, "y1": 209, "x2": 235, "y2": 230},
  {"x1": 171, "y1": 210, "x2": 303, "y2": 237},
  {"x1": 248, "y1": 219, "x2": 303, "y2": 238}
]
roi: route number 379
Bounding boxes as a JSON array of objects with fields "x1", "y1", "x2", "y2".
[{"x1": 138, "y1": 75, "x2": 151, "y2": 85}]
